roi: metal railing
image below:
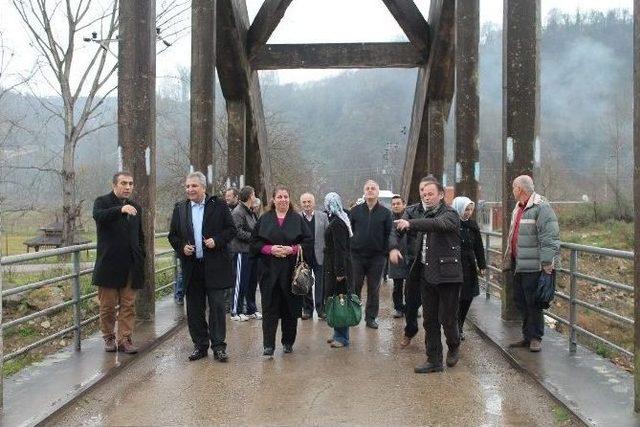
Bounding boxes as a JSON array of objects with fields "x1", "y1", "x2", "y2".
[
  {"x1": 0, "y1": 232, "x2": 177, "y2": 363},
  {"x1": 480, "y1": 230, "x2": 634, "y2": 358}
]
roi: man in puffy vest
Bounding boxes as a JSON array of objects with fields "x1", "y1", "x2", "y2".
[{"x1": 504, "y1": 175, "x2": 560, "y2": 353}]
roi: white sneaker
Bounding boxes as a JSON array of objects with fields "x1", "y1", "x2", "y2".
[
  {"x1": 230, "y1": 314, "x2": 241, "y2": 321},
  {"x1": 238, "y1": 314, "x2": 249, "y2": 321},
  {"x1": 248, "y1": 312, "x2": 263, "y2": 320}
]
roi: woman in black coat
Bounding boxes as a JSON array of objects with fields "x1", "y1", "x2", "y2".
[
  {"x1": 452, "y1": 197, "x2": 487, "y2": 340},
  {"x1": 322, "y1": 192, "x2": 353, "y2": 348},
  {"x1": 250, "y1": 185, "x2": 312, "y2": 357}
]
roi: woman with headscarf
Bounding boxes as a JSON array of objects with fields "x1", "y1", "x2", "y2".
[
  {"x1": 250, "y1": 184, "x2": 312, "y2": 357},
  {"x1": 451, "y1": 196, "x2": 486, "y2": 340},
  {"x1": 323, "y1": 192, "x2": 354, "y2": 348}
]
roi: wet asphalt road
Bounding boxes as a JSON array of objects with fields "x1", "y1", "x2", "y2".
[{"x1": 47, "y1": 286, "x2": 581, "y2": 426}]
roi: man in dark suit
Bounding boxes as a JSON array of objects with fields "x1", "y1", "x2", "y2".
[
  {"x1": 168, "y1": 172, "x2": 237, "y2": 362},
  {"x1": 92, "y1": 171, "x2": 145, "y2": 354}
]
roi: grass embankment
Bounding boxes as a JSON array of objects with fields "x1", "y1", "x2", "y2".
[{"x1": 2, "y1": 256, "x2": 175, "y2": 376}]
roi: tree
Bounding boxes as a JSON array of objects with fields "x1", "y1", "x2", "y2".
[{"x1": 11, "y1": 0, "x2": 189, "y2": 246}]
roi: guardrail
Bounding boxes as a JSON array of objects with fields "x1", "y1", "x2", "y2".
[
  {"x1": 0, "y1": 233, "x2": 177, "y2": 363},
  {"x1": 480, "y1": 230, "x2": 634, "y2": 358}
]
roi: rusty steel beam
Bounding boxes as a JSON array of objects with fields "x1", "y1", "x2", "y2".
[
  {"x1": 501, "y1": 0, "x2": 540, "y2": 321},
  {"x1": 454, "y1": 0, "x2": 479, "y2": 203},
  {"x1": 633, "y1": 0, "x2": 640, "y2": 413},
  {"x1": 246, "y1": 0, "x2": 294, "y2": 59},
  {"x1": 227, "y1": 99, "x2": 246, "y2": 188},
  {"x1": 400, "y1": 0, "x2": 455, "y2": 201},
  {"x1": 425, "y1": 0, "x2": 455, "y2": 101},
  {"x1": 118, "y1": 0, "x2": 156, "y2": 319},
  {"x1": 380, "y1": 0, "x2": 430, "y2": 59},
  {"x1": 217, "y1": 0, "x2": 272, "y2": 197},
  {"x1": 190, "y1": 0, "x2": 216, "y2": 187},
  {"x1": 251, "y1": 42, "x2": 425, "y2": 70}
]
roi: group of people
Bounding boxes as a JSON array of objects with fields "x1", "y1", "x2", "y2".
[{"x1": 91, "y1": 170, "x2": 559, "y2": 373}]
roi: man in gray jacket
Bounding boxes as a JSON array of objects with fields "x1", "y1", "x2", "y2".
[
  {"x1": 300, "y1": 192, "x2": 329, "y2": 319},
  {"x1": 230, "y1": 186, "x2": 261, "y2": 321},
  {"x1": 504, "y1": 175, "x2": 560, "y2": 353}
]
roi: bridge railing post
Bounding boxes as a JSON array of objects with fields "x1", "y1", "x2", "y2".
[
  {"x1": 484, "y1": 233, "x2": 491, "y2": 300},
  {"x1": 72, "y1": 250, "x2": 82, "y2": 351},
  {"x1": 568, "y1": 249, "x2": 578, "y2": 353}
]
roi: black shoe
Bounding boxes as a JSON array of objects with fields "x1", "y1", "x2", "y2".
[
  {"x1": 446, "y1": 347, "x2": 460, "y2": 367},
  {"x1": 175, "y1": 297, "x2": 184, "y2": 306},
  {"x1": 414, "y1": 362, "x2": 444, "y2": 374},
  {"x1": 460, "y1": 331, "x2": 466, "y2": 341},
  {"x1": 188, "y1": 347, "x2": 208, "y2": 361},
  {"x1": 263, "y1": 347, "x2": 274, "y2": 357},
  {"x1": 301, "y1": 312, "x2": 311, "y2": 320},
  {"x1": 283, "y1": 344, "x2": 293, "y2": 354},
  {"x1": 366, "y1": 319, "x2": 379, "y2": 329},
  {"x1": 213, "y1": 350, "x2": 228, "y2": 362}
]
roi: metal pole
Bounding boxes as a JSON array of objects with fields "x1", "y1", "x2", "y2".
[
  {"x1": 454, "y1": 0, "x2": 479, "y2": 203},
  {"x1": 118, "y1": 0, "x2": 157, "y2": 320},
  {"x1": 501, "y1": 0, "x2": 540, "y2": 321},
  {"x1": 72, "y1": 251, "x2": 82, "y2": 350},
  {"x1": 632, "y1": 0, "x2": 640, "y2": 412},
  {"x1": 569, "y1": 249, "x2": 577, "y2": 353},
  {"x1": 191, "y1": 0, "x2": 216, "y2": 191},
  {"x1": 485, "y1": 233, "x2": 491, "y2": 300}
]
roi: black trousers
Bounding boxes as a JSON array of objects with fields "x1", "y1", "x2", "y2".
[
  {"x1": 513, "y1": 271, "x2": 545, "y2": 341},
  {"x1": 303, "y1": 263, "x2": 324, "y2": 315},
  {"x1": 185, "y1": 262, "x2": 227, "y2": 351},
  {"x1": 352, "y1": 255, "x2": 386, "y2": 321},
  {"x1": 404, "y1": 279, "x2": 422, "y2": 338},
  {"x1": 458, "y1": 298, "x2": 473, "y2": 331},
  {"x1": 420, "y1": 273, "x2": 461, "y2": 364},
  {"x1": 392, "y1": 278, "x2": 406, "y2": 312},
  {"x1": 262, "y1": 283, "x2": 298, "y2": 349}
]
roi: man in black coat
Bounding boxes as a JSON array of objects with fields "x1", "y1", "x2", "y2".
[
  {"x1": 92, "y1": 172, "x2": 145, "y2": 354},
  {"x1": 350, "y1": 180, "x2": 393, "y2": 329},
  {"x1": 390, "y1": 176, "x2": 463, "y2": 373},
  {"x1": 168, "y1": 172, "x2": 237, "y2": 362}
]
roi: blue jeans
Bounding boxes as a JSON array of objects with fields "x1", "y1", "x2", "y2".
[
  {"x1": 174, "y1": 259, "x2": 184, "y2": 300},
  {"x1": 333, "y1": 327, "x2": 349, "y2": 346}
]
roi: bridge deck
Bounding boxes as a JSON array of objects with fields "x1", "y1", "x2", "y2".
[{"x1": 45, "y1": 289, "x2": 577, "y2": 426}]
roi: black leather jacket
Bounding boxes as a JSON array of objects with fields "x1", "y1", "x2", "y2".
[{"x1": 389, "y1": 202, "x2": 463, "y2": 285}]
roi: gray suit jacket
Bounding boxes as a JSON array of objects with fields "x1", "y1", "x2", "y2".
[{"x1": 300, "y1": 210, "x2": 329, "y2": 265}]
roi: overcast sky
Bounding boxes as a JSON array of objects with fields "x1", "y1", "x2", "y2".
[{"x1": 0, "y1": 0, "x2": 633, "y2": 90}]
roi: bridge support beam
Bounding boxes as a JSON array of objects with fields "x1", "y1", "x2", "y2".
[
  {"x1": 427, "y1": 100, "x2": 446, "y2": 183},
  {"x1": 118, "y1": 0, "x2": 157, "y2": 319},
  {"x1": 190, "y1": 0, "x2": 216, "y2": 188},
  {"x1": 501, "y1": 0, "x2": 540, "y2": 321},
  {"x1": 227, "y1": 99, "x2": 246, "y2": 188},
  {"x1": 633, "y1": 0, "x2": 640, "y2": 412},
  {"x1": 454, "y1": 0, "x2": 479, "y2": 203}
]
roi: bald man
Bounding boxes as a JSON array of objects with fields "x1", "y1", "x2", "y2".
[{"x1": 504, "y1": 175, "x2": 560, "y2": 353}]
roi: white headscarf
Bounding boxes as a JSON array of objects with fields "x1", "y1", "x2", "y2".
[
  {"x1": 452, "y1": 196, "x2": 474, "y2": 221},
  {"x1": 323, "y1": 192, "x2": 353, "y2": 237}
]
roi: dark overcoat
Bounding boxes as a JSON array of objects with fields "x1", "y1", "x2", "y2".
[
  {"x1": 250, "y1": 209, "x2": 312, "y2": 319},
  {"x1": 168, "y1": 196, "x2": 237, "y2": 290},
  {"x1": 92, "y1": 192, "x2": 145, "y2": 289},
  {"x1": 323, "y1": 215, "x2": 353, "y2": 298},
  {"x1": 459, "y1": 219, "x2": 487, "y2": 300},
  {"x1": 390, "y1": 203, "x2": 463, "y2": 288},
  {"x1": 388, "y1": 212, "x2": 409, "y2": 280}
]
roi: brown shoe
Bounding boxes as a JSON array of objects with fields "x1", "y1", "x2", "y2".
[
  {"x1": 508, "y1": 339, "x2": 530, "y2": 348},
  {"x1": 400, "y1": 336, "x2": 412, "y2": 347},
  {"x1": 119, "y1": 337, "x2": 139, "y2": 354},
  {"x1": 104, "y1": 337, "x2": 117, "y2": 353},
  {"x1": 529, "y1": 339, "x2": 542, "y2": 352}
]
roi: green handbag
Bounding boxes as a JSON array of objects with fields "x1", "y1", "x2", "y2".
[{"x1": 325, "y1": 293, "x2": 362, "y2": 328}]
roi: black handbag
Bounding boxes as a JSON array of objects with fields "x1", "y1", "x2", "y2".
[
  {"x1": 291, "y1": 246, "x2": 313, "y2": 295},
  {"x1": 535, "y1": 271, "x2": 556, "y2": 309}
]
